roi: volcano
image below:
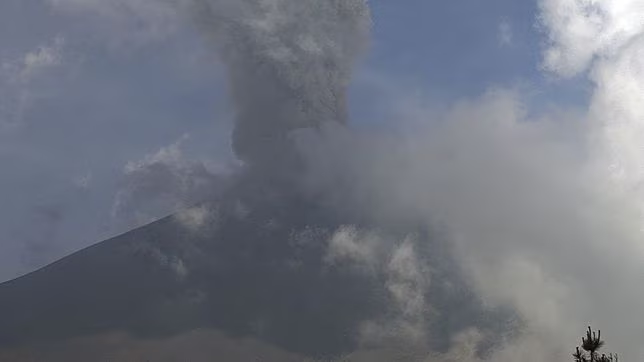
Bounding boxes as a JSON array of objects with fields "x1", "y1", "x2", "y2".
[
  {"x1": 0, "y1": 1, "x2": 514, "y2": 360},
  {"x1": 0, "y1": 175, "x2": 506, "y2": 361}
]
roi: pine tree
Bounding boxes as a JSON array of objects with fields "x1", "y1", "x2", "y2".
[{"x1": 573, "y1": 326, "x2": 618, "y2": 362}]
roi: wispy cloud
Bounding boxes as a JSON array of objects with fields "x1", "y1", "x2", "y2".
[
  {"x1": 0, "y1": 36, "x2": 66, "y2": 129},
  {"x1": 113, "y1": 135, "x2": 225, "y2": 229},
  {"x1": 498, "y1": 20, "x2": 513, "y2": 47}
]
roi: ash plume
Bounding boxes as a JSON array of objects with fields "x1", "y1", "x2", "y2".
[
  {"x1": 11, "y1": 0, "x2": 644, "y2": 360},
  {"x1": 16, "y1": 1, "x2": 516, "y2": 359},
  {"x1": 190, "y1": 0, "x2": 371, "y2": 177}
]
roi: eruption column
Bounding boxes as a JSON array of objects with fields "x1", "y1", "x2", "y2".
[{"x1": 193, "y1": 0, "x2": 371, "y2": 177}]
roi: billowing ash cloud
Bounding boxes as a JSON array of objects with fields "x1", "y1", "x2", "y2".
[
  {"x1": 190, "y1": 0, "x2": 370, "y2": 175},
  {"x1": 25, "y1": 0, "x2": 644, "y2": 360}
]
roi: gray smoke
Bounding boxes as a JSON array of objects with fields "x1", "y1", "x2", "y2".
[
  {"x1": 23, "y1": 0, "x2": 644, "y2": 359},
  {"x1": 190, "y1": 0, "x2": 371, "y2": 175}
]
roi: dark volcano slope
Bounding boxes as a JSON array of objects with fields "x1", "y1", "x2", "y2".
[{"x1": 0, "y1": 178, "x2": 510, "y2": 359}]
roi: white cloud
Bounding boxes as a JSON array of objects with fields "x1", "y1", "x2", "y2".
[
  {"x1": 498, "y1": 21, "x2": 513, "y2": 46},
  {"x1": 377, "y1": 238, "x2": 430, "y2": 343},
  {"x1": 301, "y1": 80, "x2": 644, "y2": 358},
  {"x1": 541, "y1": 0, "x2": 644, "y2": 252},
  {"x1": 0, "y1": 36, "x2": 66, "y2": 129},
  {"x1": 324, "y1": 226, "x2": 432, "y2": 345},
  {"x1": 324, "y1": 226, "x2": 382, "y2": 272},
  {"x1": 174, "y1": 205, "x2": 216, "y2": 232},
  {"x1": 113, "y1": 135, "x2": 225, "y2": 229},
  {"x1": 386, "y1": 239, "x2": 429, "y2": 321},
  {"x1": 472, "y1": 256, "x2": 569, "y2": 333},
  {"x1": 539, "y1": 0, "x2": 644, "y2": 77},
  {"x1": 19, "y1": 36, "x2": 66, "y2": 81}
]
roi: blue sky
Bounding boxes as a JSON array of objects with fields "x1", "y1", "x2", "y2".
[{"x1": 368, "y1": 0, "x2": 541, "y2": 95}]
